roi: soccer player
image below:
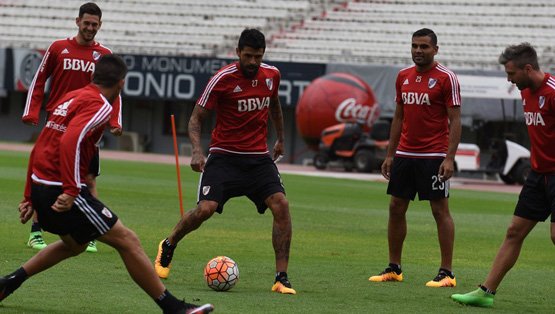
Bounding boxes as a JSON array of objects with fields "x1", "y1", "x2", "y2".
[
  {"x1": 369, "y1": 28, "x2": 462, "y2": 287},
  {"x1": 451, "y1": 43, "x2": 555, "y2": 307},
  {"x1": 154, "y1": 29, "x2": 296, "y2": 295},
  {"x1": 22, "y1": 2, "x2": 123, "y2": 253},
  {"x1": 0, "y1": 54, "x2": 213, "y2": 314}
]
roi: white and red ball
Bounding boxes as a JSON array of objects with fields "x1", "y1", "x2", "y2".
[
  {"x1": 204, "y1": 256, "x2": 239, "y2": 292},
  {"x1": 296, "y1": 72, "x2": 379, "y2": 150}
]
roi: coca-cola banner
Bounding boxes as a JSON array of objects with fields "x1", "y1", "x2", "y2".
[{"x1": 296, "y1": 72, "x2": 380, "y2": 149}]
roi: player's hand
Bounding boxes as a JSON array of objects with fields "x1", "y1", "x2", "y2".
[
  {"x1": 438, "y1": 158, "x2": 455, "y2": 182},
  {"x1": 110, "y1": 127, "x2": 123, "y2": 136},
  {"x1": 381, "y1": 156, "x2": 394, "y2": 180},
  {"x1": 18, "y1": 201, "x2": 34, "y2": 224},
  {"x1": 190, "y1": 152, "x2": 206, "y2": 172},
  {"x1": 272, "y1": 140, "x2": 285, "y2": 162},
  {"x1": 52, "y1": 193, "x2": 76, "y2": 212}
]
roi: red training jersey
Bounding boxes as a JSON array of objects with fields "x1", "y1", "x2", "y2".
[
  {"x1": 22, "y1": 37, "x2": 122, "y2": 129},
  {"x1": 24, "y1": 84, "x2": 113, "y2": 200},
  {"x1": 197, "y1": 61, "x2": 281, "y2": 155},
  {"x1": 520, "y1": 73, "x2": 555, "y2": 173},
  {"x1": 394, "y1": 62, "x2": 461, "y2": 157}
]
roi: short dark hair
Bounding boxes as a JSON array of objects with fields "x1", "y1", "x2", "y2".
[
  {"x1": 238, "y1": 29, "x2": 266, "y2": 51},
  {"x1": 92, "y1": 54, "x2": 127, "y2": 87},
  {"x1": 79, "y1": 2, "x2": 102, "y2": 19},
  {"x1": 499, "y1": 43, "x2": 539, "y2": 70},
  {"x1": 412, "y1": 28, "x2": 437, "y2": 46}
]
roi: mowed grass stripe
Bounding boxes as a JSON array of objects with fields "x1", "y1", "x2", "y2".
[{"x1": 0, "y1": 149, "x2": 553, "y2": 314}]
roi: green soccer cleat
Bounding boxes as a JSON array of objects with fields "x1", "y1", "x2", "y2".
[
  {"x1": 27, "y1": 231, "x2": 47, "y2": 250},
  {"x1": 451, "y1": 287, "x2": 495, "y2": 307},
  {"x1": 86, "y1": 240, "x2": 98, "y2": 253}
]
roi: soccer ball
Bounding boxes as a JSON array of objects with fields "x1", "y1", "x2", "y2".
[{"x1": 204, "y1": 256, "x2": 239, "y2": 291}]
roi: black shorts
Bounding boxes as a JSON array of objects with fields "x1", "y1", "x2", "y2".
[
  {"x1": 387, "y1": 156, "x2": 449, "y2": 201},
  {"x1": 198, "y1": 153, "x2": 286, "y2": 214},
  {"x1": 88, "y1": 149, "x2": 101, "y2": 177},
  {"x1": 31, "y1": 182, "x2": 118, "y2": 245},
  {"x1": 514, "y1": 170, "x2": 555, "y2": 222}
]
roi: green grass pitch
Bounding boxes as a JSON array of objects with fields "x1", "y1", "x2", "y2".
[{"x1": 0, "y1": 149, "x2": 554, "y2": 313}]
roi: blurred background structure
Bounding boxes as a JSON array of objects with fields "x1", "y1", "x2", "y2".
[{"x1": 1, "y1": 0, "x2": 553, "y2": 165}]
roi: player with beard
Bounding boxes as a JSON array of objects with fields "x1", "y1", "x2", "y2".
[
  {"x1": 369, "y1": 28, "x2": 462, "y2": 287},
  {"x1": 452, "y1": 43, "x2": 555, "y2": 307},
  {"x1": 22, "y1": 2, "x2": 123, "y2": 253},
  {"x1": 154, "y1": 29, "x2": 295, "y2": 294}
]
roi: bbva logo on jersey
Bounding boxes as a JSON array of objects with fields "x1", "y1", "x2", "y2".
[
  {"x1": 238, "y1": 97, "x2": 270, "y2": 112},
  {"x1": 525, "y1": 112, "x2": 545, "y2": 126},
  {"x1": 63, "y1": 58, "x2": 95, "y2": 73},
  {"x1": 53, "y1": 99, "x2": 74, "y2": 116},
  {"x1": 401, "y1": 92, "x2": 431, "y2": 106}
]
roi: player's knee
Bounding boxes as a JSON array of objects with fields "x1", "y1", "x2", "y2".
[
  {"x1": 270, "y1": 197, "x2": 290, "y2": 222},
  {"x1": 505, "y1": 224, "x2": 525, "y2": 241},
  {"x1": 194, "y1": 203, "x2": 217, "y2": 221},
  {"x1": 65, "y1": 242, "x2": 88, "y2": 256},
  {"x1": 551, "y1": 229, "x2": 555, "y2": 246},
  {"x1": 389, "y1": 203, "x2": 406, "y2": 220},
  {"x1": 431, "y1": 207, "x2": 448, "y2": 220}
]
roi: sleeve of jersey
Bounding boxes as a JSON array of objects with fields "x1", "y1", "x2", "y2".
[
  {"x1": 272, "y1": 70, "x2": 281, "y2": 98},
  {"x1": 23, "y1": 147, "x2": 36, "y2": 203},
  {"x1": 109, "y1": 94, "x2": 123, "y2": 129},
  {"x1": 394, "y1": 73, "x2": 403, "y2": 104},
  {"x1": 22, "y1": 43, "x2": 57, "y2": 124},
  {"x1": 442, "y1": 74, "x2": 462, "y2": 107},
  {"x1": 196, "y1": 72, "x2": 226, "y2": 110},
  {"x1": 59, "y1": 101, "x2": 113, "y2": 196}
]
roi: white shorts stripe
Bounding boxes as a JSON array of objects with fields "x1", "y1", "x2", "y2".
[
  {"x1": 395, "y1": 150, "x2": 447, "y2": 158},
  {"x1": 75, "y1": 195, "x2": 110, "y2": 234}
]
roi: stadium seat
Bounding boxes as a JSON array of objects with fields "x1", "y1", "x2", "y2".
[{"x1": 2, "y1": 0, "x2": 554, "y2": 70}]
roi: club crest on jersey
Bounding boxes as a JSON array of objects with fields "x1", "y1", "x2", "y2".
[
  {"x1": 266, "y1": 78, "x2": 274, "y2": 91},
  {"x1": 428, "y1": 78, "x2": 437, "y2": 89},
  {"x1": 539, "y1": 96, "x2": 545, "y2": 109},
  {"x1": 202, "y1": 186, "x2": 210, "y2": 195},
  {"x1": 252, "y1": 80, "x2": 258, "y2": 87},
  {"x1": 102, "y1": 207, "x2": 113, "y2": 218},
  {"x1": 92, "y1": 51, "x2": 101, "y2": 60}
]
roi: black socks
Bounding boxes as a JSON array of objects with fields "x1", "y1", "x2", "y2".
[
  {"x1": 31, "y1": 222, "x2": 42, "y2": 233},
  {"x1": 388, "y1": 263, "x2": 402, "y2": 275},
  {"x1": 155, "y1": 289, "x2": 182, "y2": 313}
]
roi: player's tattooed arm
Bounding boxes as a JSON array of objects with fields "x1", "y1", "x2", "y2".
[
  {"x1": 269, "y1": 94, "x2": 284, "y2": 142},
  {"x1": 269, "y1": 94, "x2": 285, "y2": 159},
  {"x1": 188, "y1": 105, "x2": 211, "y2": 172}
]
